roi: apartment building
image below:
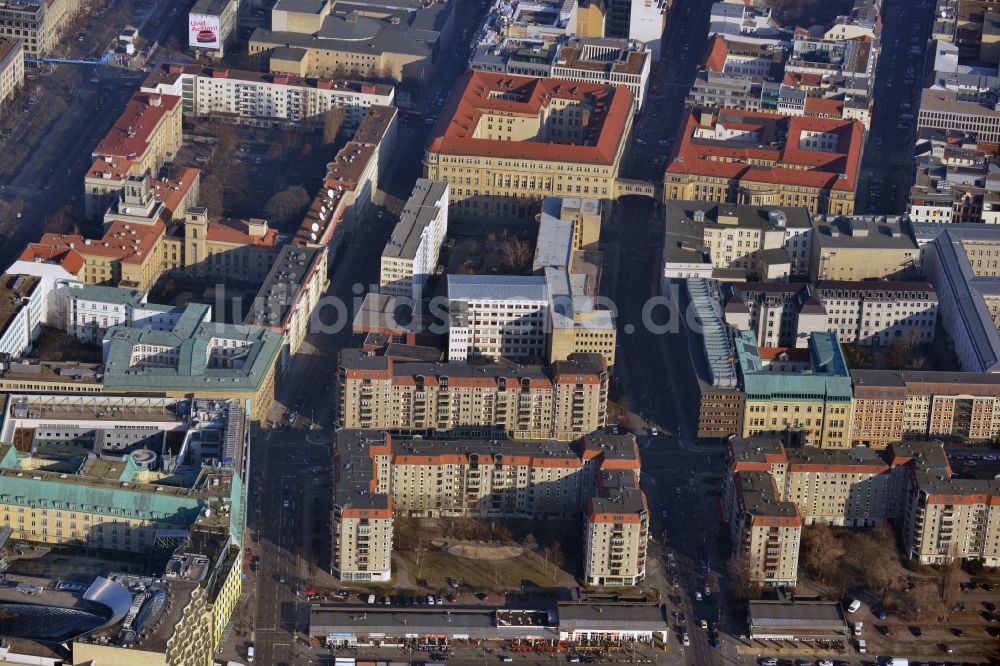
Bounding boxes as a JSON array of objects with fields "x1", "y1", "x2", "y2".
[
  {"x1": 379, "y1": 179, "x2": 449, "y2": 301},
  {"x1": 919, "y1": 224, "x2": 1000, "y2": 373},
  {"x1": 333, "y1": 430, "x2": 647, "y2": 585},
  {"x1": 814, "y1": 280, "x2": 938, "y2": 346},
  {"x1": 448, "y1": 275, "x2": 551, "y2": 362},
  {"x1": 141, "y1": 62, "x2": 395, "y2": 130},
  {"x1": 294, "y1": 105, "x2": 398, "y2": 249},
  {"x1": 723, "y1": 469, "x2": 801, "y2": 587},
  {"x1": 423, "y1": 71, "x2": 634, "y2": 222},
  {"x1": 727, "y1": 436, "x2": 1000, "y2": 567},
  {"x1": 809, "y1": 215, "x2": 919, "y2": 281},
  {"x1": 735, "y1": 330, "x2": 855, "y2": 448},
  {"x1": 244, "y1": 244, "x2": 330, "y2": 357},
  {"x1": 336, "y1": 349, "x2": 609, "y2": 441},
  {"x1": 851, "y1": 369, "x2": 1000, "y2": 447},
  {"x1": 0, "y1": 273, "x2": 41, "y2": 360},
  {"x1": 907, "y1": 129, "x2": 1000, "y2": 224},
  {"x1": 85, "y1": 92, "x2": 184, "y2": 219},
  {"x1": 179, "y1": 207, "x2": 283, "y2": 284},
  {"x1": 250, "y1": 0, "x2": 455, "y2": 81},
  {"x1": 0, "y1": 0, "x2": 78, "y2": 57},
  {"x1": 0, "y1": 37, "x2": 22, "y2": 108},
  {"x1": 584, "y1": 468, "x2": 649, "y2": 586},
  {"x1": 662, "y1": 200, "x2": 814, "y2": 280},
  {"x1": 663, "y1": 109, "x2": 864, "y2": 216},
  {"x1": 189, "y1": 0, "x2": 237, "y2": 57}
]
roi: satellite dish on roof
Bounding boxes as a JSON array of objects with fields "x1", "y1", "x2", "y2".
[
  {"x1": 310, "y1": 232, "x2": 317, "y2": 241},
  {"x1": 311, "y1": 222, "x2": 320, "y2": 232}
]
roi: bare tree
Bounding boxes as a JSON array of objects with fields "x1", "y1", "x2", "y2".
[
  {"x1": 727, "y1": 550, "x2": 760, "y2": 600},
  {"x1": 324, "y1": 107, "x2": 347, "y2": 145},
  {"x1": 542, "y1": 542, "x2": 565, "y2": 582},
  {"x1": 500, "y1": 238, "x2": 533, "y2": 273},
  {"x1": 801, "y1": 523, "x2": 844, "y2": 582},
  {"x1": 852, "y1": 528, "x2": 903, "y2": 603},
  {"x1": 940, "y1": 557, "x2": 962, "y2": 620},
  {"x1": 522, "y1": 533, "x2": 537, "y2": 551},
  {"x1": 263, "y1": 186, "x2": 311, "y2": 228}
]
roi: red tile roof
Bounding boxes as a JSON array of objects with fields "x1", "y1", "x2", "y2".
[
  {"x1": 666, "y1": 108, "x2": 864, "y2": 192},
  {"x1": 38, "y1": 220, "x2": 166, "y2": 265},
  {"x1": 18, "y1": 244, "x2": 85, "y2": 275},
  {"x1": 149, "y1": 167, "x2": 201, "y2": 219},
  {"x1": 206, "y1": 218, "x2": 280, "y2": 247},
  {"x1": 804, "y1": 97, "x2": 844, "y2": 118},
  {"x1": 703, "y1": 34, "x2": 729, "y2": 73},
  {"x1": 93, "y1": 92, "x2": 180, "y2": 160},
  {"x1": 426, "y1": 71, "x2": 633, "y2": 166}
]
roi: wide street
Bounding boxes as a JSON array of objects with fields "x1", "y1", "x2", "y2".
[
  {"x1": 0, "y1": 0, "x2": 181, "y2": 269},
  {"x1": 855, "y1": 0, "x2": 936, "y2": 214}
]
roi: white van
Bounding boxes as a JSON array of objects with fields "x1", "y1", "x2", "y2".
[
  {"x1": 847, "y1": 599, "x2": 861, "y2": 613},
  {"x1": 367, "y1": 593, "x2": 376, "y2": 604},
  {"x1": 856, "y1": 639, "x2": 866, "y2": 653},
  {"x1": 247, "y1": 644, "x2": 255, "y2": 662}
]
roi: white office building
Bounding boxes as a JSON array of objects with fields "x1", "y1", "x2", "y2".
[
  {"x1": 447, "y1": 275, "x2": 550, "y2": 362},
  {"x1": 379, "y1": 179, "x2": 449, "y2": 301}
]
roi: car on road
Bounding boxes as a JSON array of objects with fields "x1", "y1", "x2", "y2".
[
  {"x1": 759, "y1": 659, "x2": 777, "y2": 666},
  {"x1": 847, "y1": 599, "x2": 862, "y2": 613},
  {"x1": 567, "y1": 657, "x2": 580, "y2": 663},
  {"x1": 951, "y1": 627, "x2": 963, "y2": 637},
  {"x1": 500, "y1": 656, "x2": 513, "y2": 662},
  {"x1": 679, "y1": 632, "x2": 690, "y2": 646},
  {"x1": 282, "y1": 499, "x2": 289, "y2": 508},
  {"x1": 694, "y1": 591, "x2": 702, "y2": 601},
  {"x1": 699, "y1": 619, "x2": 708, "y2": 628}
]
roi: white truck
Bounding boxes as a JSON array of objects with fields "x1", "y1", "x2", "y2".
[
  {"x1": 852, "y1": 621, "x2": 863, "y2": 635},
  {"x1": 889, "y1": 659, "x2": 908, "y2": 666}
]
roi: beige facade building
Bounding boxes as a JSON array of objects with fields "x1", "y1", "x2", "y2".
[
  {"x1": 251, "y1": 0, "x2": 455, "y2": 82},
  {"x1": 424, "y1": 71, "x2": 634, "y2": 221},
  {"x1": 734, "y1": 330, "x2": 855, "y2": 449},
  {"x1": 723, "y1": 470, "x2": 801, "y2": 587},
  {"x1": 85, "y1": 92, "x2": 184, "y2": 219},
  {"x1": 379, "y1": 179, "x2": 449, "y2": 301},
  {"x1": 663, "y1": 109, "x2": 864, "y2": 216},
  {"x1": 0, "y1": 37, "x2": 23, "y2": 108},
  {"x1": 337, "y1": 349, "x2": 609, "y2": 441},
  {"x1": 851, "y1": 369, "x2": 1000, "y2": 447},
  {"x1": 727, "y1": 436, "x2": 1000, "y2": 568},
  {"x1": 334, "y1": 430, "x2": 647, "y2": 586},
  {"x1": 584, "y1": 468, "x2": 648, "y2": 586},
  {"x1": 0, "y1": 0, "x2": 78, "y2": 57},
  {"x1": 809, "y1": 215, "x2": 919, "y2": 281}
]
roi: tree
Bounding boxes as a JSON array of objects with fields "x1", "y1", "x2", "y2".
[
  {"x1": 800, "y1": 523, "x2": 844, "y2": 582},
  {"x1": 542, "y1": 542, "x2": 565, "y2": 582},
  {"x1": 940, "y1": 557, "x2": 962, "y2": 620},
  {"x1": 852, "y1": 527, "x2": 903, "y2": 603},
  {"x1": 727, "y1": 550, "x2": 760, "y2": 600},
  {"x1": 324, "y1": 107, "x2": 347, "y2": 145},
  {"x1": 522, "y1": 533, "x2": 537, "y2": 551},
  {"x1": 500, "y1": 238, "x2": 533, "y2": 273},
  {"x1": 263, "y1": 186, "x2": 311, "y2": 228}
]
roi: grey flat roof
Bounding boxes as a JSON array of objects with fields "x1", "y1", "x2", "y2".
[
  {"x1": 274, "y1": 0, "x2": 326, "y2": 12},
  {"x1": 749, "y1": 600, "x2": 847, "y2": 627},
  {"x1": 447, "y1": 275, "x2": 548, "y2": 303},
  {"x1": 382, "y1": 179, "x2": 448, "y2": 260},
  {"x1": 245, "y1": 245, "x2": 323, "y2": 329}
]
